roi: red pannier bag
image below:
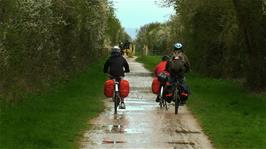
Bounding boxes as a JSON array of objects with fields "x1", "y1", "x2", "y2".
[
  {"x1": 152, "y1": 77, "x2": 160, "y2": 94},
  {"x1": 104, "y1": 80, "x2": 114, "y2": 97},
  {"x1": 120, "y1": 80, "x2": 130, "y2": 98},
  {"x1": 154, "y1": 61, "x2": 168, "y2": 76}
]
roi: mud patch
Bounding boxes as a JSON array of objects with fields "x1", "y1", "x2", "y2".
[
  {"x1": 102, "y1": 140, "x2": 126, "y2": 144},
  {"x1": 168, "y1": 141, "x2": 195, "y2": 145},
  {"x1": 175, "y1": 129, "x2": 201, "y2": 134}
]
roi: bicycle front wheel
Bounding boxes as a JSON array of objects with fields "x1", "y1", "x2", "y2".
[
  {"x1": 164, "y1": 99, "x2": 168, "y2": 110},
  {"x1": 159, "y1": 96, "x2": 163, "y2": 109}
]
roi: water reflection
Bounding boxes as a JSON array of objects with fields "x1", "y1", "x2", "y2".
[
  {"x1": 102, "y1": 114, "x2": 128, "y2": 144},
  {"x1": 105, "y1": 125, "x2": 125, "y2": 133}
]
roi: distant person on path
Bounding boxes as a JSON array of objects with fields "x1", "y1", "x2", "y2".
[
  {"x1": 123, "y1": 40, "x2": 130, "y2": 49},
  {"x1": 104, "y1": 46, "x2": 130, "y2": 109},
  {"x1": 123, "y1": 40, "x2": 131, "y2": 56},
  {"x1": 119, "y1": 41, "x2": 124, "y2": 55}
]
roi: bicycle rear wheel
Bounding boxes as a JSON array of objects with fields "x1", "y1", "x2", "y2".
[
  {"x1": 114, "y1": 95, "x2": 119, "y2": 114},
  {"x1": 174, "y1": 89, "x2": 180, "y2": 114}
]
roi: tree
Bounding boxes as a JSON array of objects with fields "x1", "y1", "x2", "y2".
[
  {"x1": 0, "y1": 0, "x2": 125, "y2": 100},
  {"x1": 232, "y1": 0, "x2": 266, "y2": 89},
  {"x1": 157, "y1": 0, "x2": 265, "y2": 91}
]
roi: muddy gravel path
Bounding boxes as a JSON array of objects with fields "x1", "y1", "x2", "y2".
[{"x1": 80, "y1": 57, "x2": 213, "y2": 149}]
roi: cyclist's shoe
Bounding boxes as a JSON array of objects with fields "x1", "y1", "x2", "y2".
[
  {"x1": 155, "y1": 96, "x2": 160, "y2": 102},
  {"x1": 119, "y1": 102, "x2": 126, "y2": 109},
  {"x1": 165, "y1": 97, "x2": 172, "y2": 103}
]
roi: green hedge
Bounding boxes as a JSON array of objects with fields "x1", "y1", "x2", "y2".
[{"x1": 0, "y1": 59, "x2": 107, "y2": 149}]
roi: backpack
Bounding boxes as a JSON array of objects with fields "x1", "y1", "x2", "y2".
[{"x1": 167, "y1": 58, "x2": 186, "y2": 78}]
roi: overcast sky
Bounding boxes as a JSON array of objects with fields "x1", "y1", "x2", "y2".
[{"x1": 111, "y1": 0, "x2": 175, "y2": 38}]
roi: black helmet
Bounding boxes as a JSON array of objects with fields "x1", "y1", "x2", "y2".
[{"x1": 173, "y1": 42, "x2": 183, "y2": 51}]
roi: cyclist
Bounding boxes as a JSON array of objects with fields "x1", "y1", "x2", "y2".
[
  {"x1": 166, "y1": 42, "x2": 191, "y2": 105},
  {"x1": 123, "y1": 40, "x2": 131, "y2": 56},
  {"x1": 154, "y1": 55, "x2": 170, "y2": 102},
  {"x1": 169, "y1": 42, "x2": 190, "y2": 73},
  {"x1": 119, "y1": 41, "x2": 124, "y2": 55},
  {"x1": 104, "y1": 46, "x2": 130, "y2": 109},
  {"x1": 123, "y1": 40, "x2": 130, "y2": 50}
]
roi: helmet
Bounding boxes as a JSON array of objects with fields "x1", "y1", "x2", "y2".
[
  {"x1": 173, "y1": 42, "x2": 183, "y2": 51},
  {"x1": 111, "y1": 46, "x2": 121, "y2": 53}
]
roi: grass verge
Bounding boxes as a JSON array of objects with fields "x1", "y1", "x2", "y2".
[
  {"x1": 0, "y1": 60, "x2": 106, "y2": 149},
  {"x1": 136, "y1": 55, "x2": 161, "y2": 71},
  {"x1": 136, "y1": 55, "x2": 266, "y2": 149}
]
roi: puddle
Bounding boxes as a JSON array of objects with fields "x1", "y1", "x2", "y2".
[
  {"x1": 125, "y1": 105, "x2": 156, "y2": 111},
  {"x1": 104, "y1": 125, "x2": 126, "y2": 133},
  {"x1": 113, "y1": 114, "x2": 125, "y2": 120},
  {"x1": 102, "y1": 124, "x2": 147, "y2": 134},
  {"x1": 130, "y1": 87, "x2": 151, "y2": 91},
  {"x1": 126, "y1": 72, "x2": 153, "y2": 77},
  {"x1": 124, "y1": 128, "x2": 145, "y2": 134}
]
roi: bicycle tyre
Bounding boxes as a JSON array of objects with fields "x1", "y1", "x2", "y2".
[
  {"x1": 159, "y1": 96, "x2": 163, "y2": 109},
  {"x1": 164, "y1": 99, "x2": 168, "y2": 110},
  {"x1": 160, "y1": 96, "x2": 168, "y2": 110},
  {"x1": 174, "y1": 89, "x2": 180, "y2": 114},
  {"x1": 114, "y1": 95, "x2": 119, "y2": 114}
]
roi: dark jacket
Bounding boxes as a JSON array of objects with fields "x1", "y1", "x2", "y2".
[{"x1": 104, "y1": 53, "x2": 130, "y2": 77}]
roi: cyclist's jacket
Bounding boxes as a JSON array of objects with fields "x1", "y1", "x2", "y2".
[
  {"x1": 104, "y1": 53, "x2": 130, "y2": 77},
  {"x1": 171, "y1": 51, "x2": 190, "y2": 72}
]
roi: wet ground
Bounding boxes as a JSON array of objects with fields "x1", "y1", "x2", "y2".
[{"x1": 80, "y1": 57, "x2": 213, "y2": 149}]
